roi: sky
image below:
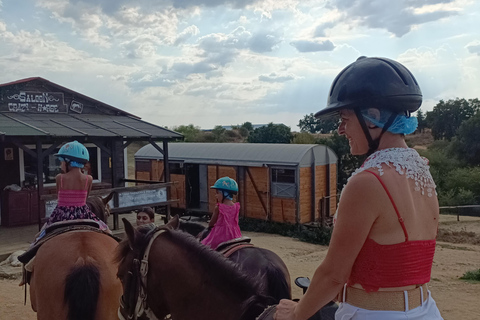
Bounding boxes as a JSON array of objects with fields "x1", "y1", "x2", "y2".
[{"x1": 0, "y1": 0, "x2": 479, "y2": 131}]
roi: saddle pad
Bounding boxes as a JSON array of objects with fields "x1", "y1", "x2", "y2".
[
  {"x1": 18, "y1": 225, "x2": 120, "y2": 264},
  {"x1": 256, "y1": 305, "x2": 277, "y2": 320},
  {"x1": 216, "y1": 236, "x2": 251, "y2": 251}
]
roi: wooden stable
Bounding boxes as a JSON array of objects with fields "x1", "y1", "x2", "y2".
[
  {"x1": 135, "y1": 143, "x2": 338, "y2": 224},
  {"x1": 0, "y1": 77, "x2": 182, "y2": 228}
]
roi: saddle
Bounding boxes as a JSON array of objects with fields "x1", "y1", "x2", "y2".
[
  {"x1": 18, "y1": 220, "x2": 118, "y2": 265},
  {"x1": 216, "y1": 236, "x2": 253, "y2": 257}
]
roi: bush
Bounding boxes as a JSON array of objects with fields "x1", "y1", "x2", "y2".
[
  {"x1": 239, "y1": 218, "x2": 332, "y2": 246},
  {"x1": 460, "y1": 269, "x2": 480, "y2": 281}
]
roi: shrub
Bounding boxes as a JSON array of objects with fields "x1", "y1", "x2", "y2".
[
  {"x1": 460, "y1": 269, "x2": 480, "y2": 281},
  {"x1": 239, "y1": 218, "x2": 332, "y2": 246}
]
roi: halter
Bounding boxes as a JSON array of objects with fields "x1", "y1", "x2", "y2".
[{"x1": 118, "y1": 228, "x2": 167, "y2": 320}]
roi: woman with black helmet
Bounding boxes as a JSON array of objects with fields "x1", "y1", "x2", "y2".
[{"x1": 275, "y1": 57, "x2": 443, "y2": 320}]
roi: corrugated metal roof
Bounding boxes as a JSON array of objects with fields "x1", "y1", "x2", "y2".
[
  {"x1": 0, "y1": 113, "x2": 183, "y2": 139},
  {"x1": 135, "y1": 143, "x2": 337, "y2": 167}
]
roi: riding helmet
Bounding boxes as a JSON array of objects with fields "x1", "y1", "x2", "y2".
[
  {"x1": 54, "y1": 140, "x2": 90, "y2": 164},
  {"x1": 315, "y1": 56, "x2": 422, "y2": 119},
  {"x1": 211, "y1": 177, "x2": 238, "y2": 194}
]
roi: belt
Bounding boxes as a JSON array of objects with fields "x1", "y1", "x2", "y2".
[{"x1": 337, "y1": 283, "x2": 429, "y2": 312}]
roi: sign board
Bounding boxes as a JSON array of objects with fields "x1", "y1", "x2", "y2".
[
  {"x1": 2, "y1": 91, "x2": 67, "y2": 113},
  {"x1": 70, "y1": 100, "x2": 84, "y2": 113},
  {"x1": 117, "y1": 188, "x2": 167, "y2": 208},
  {"x1": 45, "y1": 199, "x2": 58, "y2": 218}
]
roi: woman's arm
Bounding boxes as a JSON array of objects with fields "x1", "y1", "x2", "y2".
[
  {"x1": 208, "y1": 204, "x2": 219, "y2": 228},
  {"x1": 277, "y1": 172, "x2": 383, "y2": 320}
]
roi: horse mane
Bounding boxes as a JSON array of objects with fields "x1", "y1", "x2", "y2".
[
  {"x1": 115, "y1": 224, "x2": 265, "y2": 301},
  {"x1": 177, "y1": 220, "x2": 207, "y2": 237}
]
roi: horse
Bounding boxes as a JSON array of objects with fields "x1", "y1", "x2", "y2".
[
  {"x1": 116, "y1": 217, "x2": 279, "y2": 320},
  {"x1": 28, "y1": 192, "x2": 122, "y2": 320},
  {"x1": 178, "y1": 219, "x2": 338, "y2": 320},
  {"x1": 86, "y1": 191, "x2": 114, "y2": 224},
  {"x1": 172, "y1": 217, "x2": 292, "y2": 303}
]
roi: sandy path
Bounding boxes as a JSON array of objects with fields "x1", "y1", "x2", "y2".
[{"x1": 1, "y1": 215, "x2": 479, "y2": 320}]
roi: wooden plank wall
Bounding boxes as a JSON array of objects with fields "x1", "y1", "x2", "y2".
[
  {"x1": 244, "y1": 167, "x2": 269, "y2": 220},
  {"x1": 151, "y1": 160, "x2": 164, "y2": 181},
  {"x1": 271, "y1": 198, "x2": 296, "y2": 223},
  {"x1": 207, "y1": 165, "x2": 237, "y2": 213},
  {"x1": 299, "y1": 167, "x2": 312, "y2": 224},
  {"x1": 170, "y1": 174, "x2": 186, "y2": 208},
  {"x1": 329, "y1": 163, "x2": 337, "y2": 215}
]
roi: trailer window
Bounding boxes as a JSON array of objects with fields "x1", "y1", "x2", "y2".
[{"x1": 271, "y1": 168, "x2": 295, "y2": 198}]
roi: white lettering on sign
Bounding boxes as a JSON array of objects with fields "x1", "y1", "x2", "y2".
[
  {"x1": 117, "y1": 188, "x2": 167, "y2": 208},
  {"x1": 4, "y1": 91, "x2": 67, "y2": 113}
]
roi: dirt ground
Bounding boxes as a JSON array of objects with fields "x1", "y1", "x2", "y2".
[{"x1": 1, "y1": 214, "x2": 479, "y2": 320}]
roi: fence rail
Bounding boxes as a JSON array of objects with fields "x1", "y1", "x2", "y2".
[{"x1": 439, "y1": 205, "x2": 480, "y2": 221}]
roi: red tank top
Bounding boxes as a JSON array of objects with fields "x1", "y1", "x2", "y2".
[{"x1": 348, "y1": 170, "x2": 436, "y2": 292}]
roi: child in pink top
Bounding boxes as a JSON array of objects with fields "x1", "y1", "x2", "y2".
[{"x1": 201, "y1": 177, "x2": 242, "y2": 250}]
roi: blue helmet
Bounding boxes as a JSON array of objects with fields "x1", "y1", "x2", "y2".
[
  {"x1": 211, "y1": 177, "x2": 238, "y2": 194},
  {"x1": 54, "y1": 141, "x2": 89, "y2": 164}
]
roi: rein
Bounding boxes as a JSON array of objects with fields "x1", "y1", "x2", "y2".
[{"x1": 118, "y1": 228, "x2": 167, "y2": 320}]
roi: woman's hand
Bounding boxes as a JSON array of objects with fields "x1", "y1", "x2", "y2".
[{"x1": 275, "y1": 299, "x2": 298, "y2": 320}]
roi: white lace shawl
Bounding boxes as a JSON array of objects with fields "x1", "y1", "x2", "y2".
[{"x1": 349, "y1": 148, "x2": 437, "y2": 197}]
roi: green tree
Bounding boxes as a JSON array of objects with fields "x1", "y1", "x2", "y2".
[
  {"x1": 248, "y1": 123, "x2": 292, "y2": 143},
  {"x1": 317, "y1": 132, "x2": 365, "y2": 191},
  {"x1": 298, "y1": 113, "x2": 338, "y2": 133},
  {"x1": 211, "y1": 125, "x2": 227, "y2": 142},
  {"x1": 173, "y1": 124, "x2": 202, "y2": 142},
  {"x1": 416, "y1": 109, "x2": 428, "y2": 133},
  {"x1": 292, "y1": 132, "x2": 316, "y2": 144},
  {"x1": 449, "y1": 112, "x2": 480, "y2": 166},
  {"x1": 426, "y1": 98, "x2": 480, "y2": 140}
]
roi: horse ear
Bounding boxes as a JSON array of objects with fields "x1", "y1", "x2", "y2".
[
  {"x1": 123, "y1": 218, "x2": 136, "y2": 249},
  {"x1": 165, "y1": 215, "x2": 180, "y2": 230},
  {"x1": 103, "y1": 191, "x2": 115, "y2": 205}
]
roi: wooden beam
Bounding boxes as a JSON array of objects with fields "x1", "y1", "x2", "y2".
[
  {"x1": 36, "y1": 140, "x2": 44, "y2": 231},
  {"x1": 10, "y1": 139, "x2": 37, "y2": 158},
  {"x1": 148, "y1": 138, "x2": 164, "y2": 155}
]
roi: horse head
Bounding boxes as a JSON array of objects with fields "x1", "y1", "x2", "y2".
[
  {"x1": 86, "y1": 191, "x2": 114, "y2": 223},
  {"x1": 116, "y1": 217, "x2": 178, "y2": 320}
]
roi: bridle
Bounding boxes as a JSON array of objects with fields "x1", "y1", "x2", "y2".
[{"x1": 118, "y1": 228, "x2": 168, "y2": 320}]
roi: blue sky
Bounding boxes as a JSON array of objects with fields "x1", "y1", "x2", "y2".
[{"x1": 0, "y1": 0, "x2": 479, "y2": 131}]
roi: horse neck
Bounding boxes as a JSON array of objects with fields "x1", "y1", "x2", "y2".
[{"x1": 147, "y1": 234, "x2": 255, "y2": 320}]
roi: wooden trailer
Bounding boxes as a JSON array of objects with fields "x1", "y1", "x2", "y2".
[{"x1": 135, "y1": 143, "x2": 338, "y2": 224}]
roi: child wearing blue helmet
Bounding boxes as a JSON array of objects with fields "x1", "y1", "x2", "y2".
[
  {"x1": 201, "y1": 176, "x2": 242, "y2": 250},
  {"x1": 42, "y1": 141, "x2": 109, "y2": 233}
]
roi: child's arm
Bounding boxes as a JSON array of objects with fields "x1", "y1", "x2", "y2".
[
  {"x1": 86, "y1": 175, "x2": 93, "y2": 197},
  {"x1": 55, "y1": 174, "x2": 62, "y2": 195},
  {"x1": 208, "y1": 204, "x2": 219, "y2": 228}
]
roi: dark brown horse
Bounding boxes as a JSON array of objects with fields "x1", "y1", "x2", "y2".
[
  {"x1": 28, "y1": 192, "x2": 121, "y2": 320},
  {"x1": 173, "y1": 217, "x2": 292, "y2": 303},
  {"x1": 86, "y1": 191, "x2": 114, "y2": 223},
  {"x1": 116, "y1": 217, "x2": 280, "y2": 320}
]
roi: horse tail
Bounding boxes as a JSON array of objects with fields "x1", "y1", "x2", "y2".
[
  {"x1": 265, "y1": 262, "x2": 291, "y2": 302},
  {"x1": 64, "y1": 258, "x2": 100, "y2": 320}
]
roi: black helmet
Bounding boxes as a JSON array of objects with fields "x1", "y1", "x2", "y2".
[{"x1": 315, "y1": 56, "x2": 422, "y2": 119}]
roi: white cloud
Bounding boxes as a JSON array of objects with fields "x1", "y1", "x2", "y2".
[
  {"x1": 290, "y1": 40, "x2": 335, "y2": 52},
  {"x1": 466, "y1": 40, "x2": 480, "y2": 55}
]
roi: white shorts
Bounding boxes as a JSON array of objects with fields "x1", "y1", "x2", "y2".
[{"x1": 335, "y1": 291, "x2": 443, "y2": 320}]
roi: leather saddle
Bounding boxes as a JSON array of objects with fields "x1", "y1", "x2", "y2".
[
  {"x1": 216, "y1": 236, "x2": 253, "y2": 257},
  {"x1": 18, "y1": 219, "x2": 110, "y2": 265}
]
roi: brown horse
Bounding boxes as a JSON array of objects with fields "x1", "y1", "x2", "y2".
[
  {"x1": 116, "y1": 217, "x2": 279, "y2": 320},
  {"x1": 29, "y1": 192, "x2": 121, "y2": 320},
  {"x1": 86, "y1": 191, "x2": 114, "y2": 223},
  {"x1": 173, "y1": 217, "x2": 292, "y2": 303}
]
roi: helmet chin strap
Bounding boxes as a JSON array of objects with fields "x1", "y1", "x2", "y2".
[{"x1": 354, "y1": 108, "x2": 398, "y2": 156}]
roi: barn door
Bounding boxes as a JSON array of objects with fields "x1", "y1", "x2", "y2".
[{"x1": 185, "y1": 164, "x2": 200, "y2": 209}]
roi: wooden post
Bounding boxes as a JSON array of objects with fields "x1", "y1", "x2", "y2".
[
  {"x1": 163, "y1": 140, "x2": 171, "y2": 221},
  {"x1": 36, "y1": 140, "x2": 44, "y2": 231}
]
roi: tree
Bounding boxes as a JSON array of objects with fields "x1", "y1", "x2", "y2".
[
  {"x1": 426, "y1": 98, "x2": 480, "y2": 140},
  {"x1": 415, "y1": 109, "x2": 427, "y2": 133},
  {"x1": 292, "y1": 132, "x2": 316, "y2": 144},
  {"x1": 298, "y1": 113, "x2": 338, "y2": 134},
  {"x1": 449, "y1": 112, "x2": 480, "y2": 166},
  {"x1": 173, "y1": 124, "x2": 202, "y2": 142},
  {"x1": 248, "y1": 123, "x2": 292, "y2": 143},
  {"x1": 211, "y1": 125, "x2": 227, "y2": 142},
  {"x1": 317, "y1": 132, "x2": 365, "y2": 192}
]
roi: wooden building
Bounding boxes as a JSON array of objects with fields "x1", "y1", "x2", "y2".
[
  {"x1": 135, "y1": 143, "x2": 338, "y2": 224},
  {"x1": 0, "y1": 77, "x2": 182, "y2": 228}
]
